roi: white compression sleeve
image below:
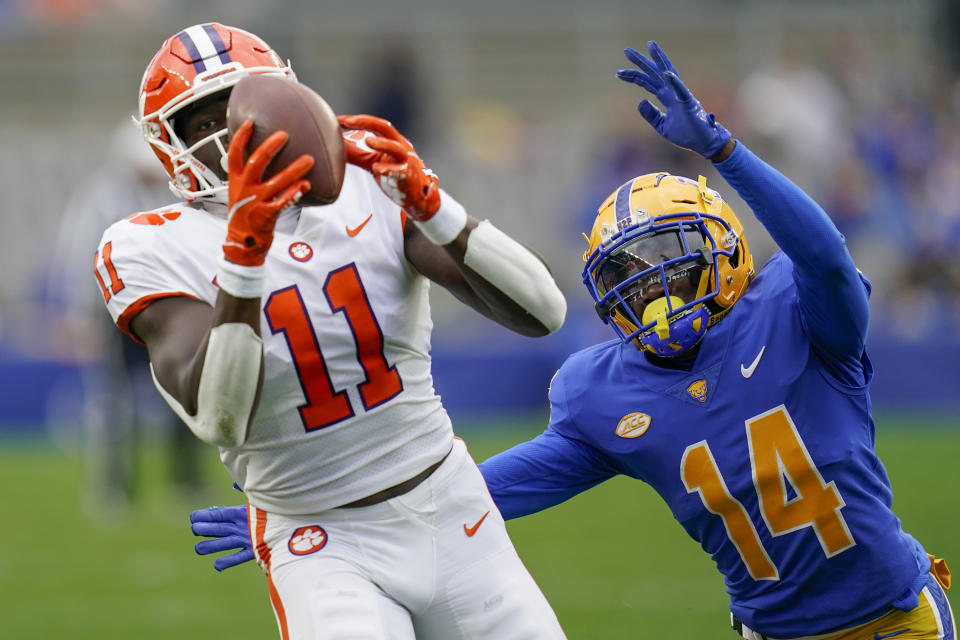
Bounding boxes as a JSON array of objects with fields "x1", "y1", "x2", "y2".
[
  {"x1": 463, "y1": 220, "x2": 567, "y2": 333},
  {"x1": 150, "y1": 322, "x2": 263, "y2": 447}
]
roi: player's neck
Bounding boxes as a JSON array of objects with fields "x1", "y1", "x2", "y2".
[
  {"x1": 643, "y1": 342, "x2": 701, "y2": 371},
  {"x1": 274, "y1": 205, "x2": 301, "y2": 235},
  {"x1": 197, "y1": 200, "x2": 229, "y2": 219}
]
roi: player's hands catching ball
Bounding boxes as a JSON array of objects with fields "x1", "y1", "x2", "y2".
[
  {"x1": 337, "y1": 114, "x2": 441, "y2": 221},
  {"x1": 222, "y1": 119, "x2": 314, "y2": 267},
  {"x1": 617, "y1": 41, "x2": 732, "y2": 161},
  {"x1": 338, "y1": 126, "x2": 393, "y2": 173}
]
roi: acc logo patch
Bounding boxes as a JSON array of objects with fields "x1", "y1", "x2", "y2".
[
  {"x1": 615, "y1": 412, "x2": 651, "y2": 439},
  {"x1": 686, "y1": 379, "x2": 708, "y2": 403},
  {"x1": 288, "y1": 525, "x2": 327, "y2": 556},
  {"x1": 289, "y1": 241, "x2": 314, "y2": 262}
]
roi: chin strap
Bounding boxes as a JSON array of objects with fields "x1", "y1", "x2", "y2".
[{"x1": 698, "y1": 175, "x2": 724, "y2": 216}]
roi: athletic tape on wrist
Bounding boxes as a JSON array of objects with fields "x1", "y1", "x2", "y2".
[
  {"x1": 217, "y1": 256, "x2": 267, "y2": 299},
  {"x1": 151, "y1": 322, "x2": 262, "y2": 447},
  {"x1": 463, "y1": 220, "x2": 567, "y2": 333},
  {"x1": 415, "y1": 195, "x2": 468, "y2": 245}
]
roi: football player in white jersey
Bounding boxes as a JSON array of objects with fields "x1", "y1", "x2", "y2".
[{"x1": 93, "y1": 22, "x2": 567, "y2": 640}]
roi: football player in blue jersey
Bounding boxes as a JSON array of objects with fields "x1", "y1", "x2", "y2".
[{"x1": 189, "y1": 41, "x2": 954, "y2": 639}]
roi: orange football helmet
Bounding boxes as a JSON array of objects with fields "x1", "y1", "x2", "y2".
[
  {"x1": 582, "y1": 172, "x2": 754, "y2": 356},
  {"x1": 135, "y1": 23, "x2": 294, "y2": 203}
]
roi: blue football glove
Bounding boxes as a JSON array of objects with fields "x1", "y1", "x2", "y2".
[
  {"x1": 190, "y1": 504, "x2": 254, "y2": 572},
  {"x1": 616, "y1": 40, "x2": 731, "y2": 159}
]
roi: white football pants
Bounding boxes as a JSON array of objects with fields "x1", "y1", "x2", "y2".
[{"x1": 248, "y1": 438, "x2": 566, "y2": 640}]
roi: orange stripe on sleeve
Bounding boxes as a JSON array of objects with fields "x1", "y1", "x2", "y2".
[{"x1": 115, "y1": 292, "x2": 201, "y2": 344}]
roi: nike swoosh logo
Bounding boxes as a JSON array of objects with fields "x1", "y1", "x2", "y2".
[
  {"x1": 874, "y1": 629, "x2": 910, "y2": 640},
  {"x1": 740, "y1": 345, "x2": 766, "y2": 378},
  {"x1": 345, "y1": 213, "x2": 373, "y2": 237},
  {"x1": 464, "y1": 511, "x2": 490, "y2": 537}
]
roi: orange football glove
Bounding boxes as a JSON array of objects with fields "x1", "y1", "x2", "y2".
[
  {"x1": 223, "y1": 119, "x2": 314, "y2": 267},
  {"x1": 337, "y1": 114, "x2": 440, "y2": 221},
  {"x1": 339, "y1": 126, "x2": 392, "y2": 172}
]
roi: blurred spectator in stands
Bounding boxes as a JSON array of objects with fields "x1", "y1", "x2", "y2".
[
  {"x1": 354, "y1": 38, "x2": 426, "y2": 145},
  {"x1": 936, "y1": 0, "x2": 960, "y2": 78},
  {"x1": 734, "y1": 37, "x2": 960, "y2": 335},
  {"x1": 878, "y1": 111, "x2": 960, "y2": 336},
  {"x1": 48, "y1": 120, "x2": 207, "y2": 518},
  {"x1": 734, "y1": 42, "x2": 854, "y2": 196},
  {"x1": 852, "y1": 68, "x2": 960, "y2": 335}
]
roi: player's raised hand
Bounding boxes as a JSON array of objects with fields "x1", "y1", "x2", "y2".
[
  {"x1": 617, "y1": 41, "x2": 731, "y2": 160},
  {"x1": 190, "y1": 504, "x2": 254, "y2": 572},
  {"x1": 337, "y1": 114, "x2": 441, "y2": 221},
  {"x1": 223, "y1": 119, "x2": 314, "y2": 267}
]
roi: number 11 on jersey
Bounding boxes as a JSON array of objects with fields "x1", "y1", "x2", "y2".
[{"x1": 264, "y1": 263, "x2": 403, "y2": 432}]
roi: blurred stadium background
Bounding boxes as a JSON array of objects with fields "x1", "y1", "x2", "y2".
[{"x1": 1, "y1": 0, "x2": 959, "y2": 638}]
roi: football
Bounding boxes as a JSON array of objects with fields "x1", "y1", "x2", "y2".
[{"x1": 227, "y1": 75, "x2": 346, "y2": 206}]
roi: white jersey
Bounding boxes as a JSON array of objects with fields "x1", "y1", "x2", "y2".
[{"x1": 94, "y1": 165, "x2": 454, "y2": 514}]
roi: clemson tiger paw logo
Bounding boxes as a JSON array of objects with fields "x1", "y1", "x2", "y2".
[
  {"x1": 288, "y1": 525, "x2": 327, "y2": 555},
  {"x1": 288, "y1": 242, "x2": 313, "y2": 262}
]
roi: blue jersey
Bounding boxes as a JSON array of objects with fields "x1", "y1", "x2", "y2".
[{"x1": 480, "y1": 143, "x2": 931, "y2": 638}]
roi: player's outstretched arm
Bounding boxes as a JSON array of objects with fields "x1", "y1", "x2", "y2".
[
  {"x1": 132, "y1": 120, "x2": 314, "y2": 447},
  {"x1": 480, "y1": 430, "x2": 617, "y2": 520},
  {"x1": 186, "y1": 424, "x2": 616, "y2": 574},
  {"x1": 338, "y1": 115, "x2": 566, "y2": 338},
  {"x1": 617, "y1": 42, "x2": 868, "y2": 364}
]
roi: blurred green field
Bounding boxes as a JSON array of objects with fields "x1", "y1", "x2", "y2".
[{"x1": 1, "y1": 413, "x2": 957, "y2": 639}]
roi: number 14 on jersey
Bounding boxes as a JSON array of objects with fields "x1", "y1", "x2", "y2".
[{"x1": 681, "y1": 405, "x2": 856, "y2": 581}]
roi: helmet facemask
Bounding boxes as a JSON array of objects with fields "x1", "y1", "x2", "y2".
[
  {"x1": 166, "y1": 89, "x2": 234, "y2": 197},
  {"x1": 583, "y1": 173, "x2": 754, "y2": 356},
  {"x1": 594, "y1": 224, "x2": 713, "y2": 355}
]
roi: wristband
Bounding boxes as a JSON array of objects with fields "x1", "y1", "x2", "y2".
[
  {"x1": 415, "y1": 193, "x2": 468, "y2": 245},
  {"x1": 217, "y1": 256, "x2": 267, "y2": 299}
]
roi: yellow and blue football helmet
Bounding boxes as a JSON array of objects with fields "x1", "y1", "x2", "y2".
[{"x1": 582, "y1": 172, "x2": 754, "y2": 356}]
